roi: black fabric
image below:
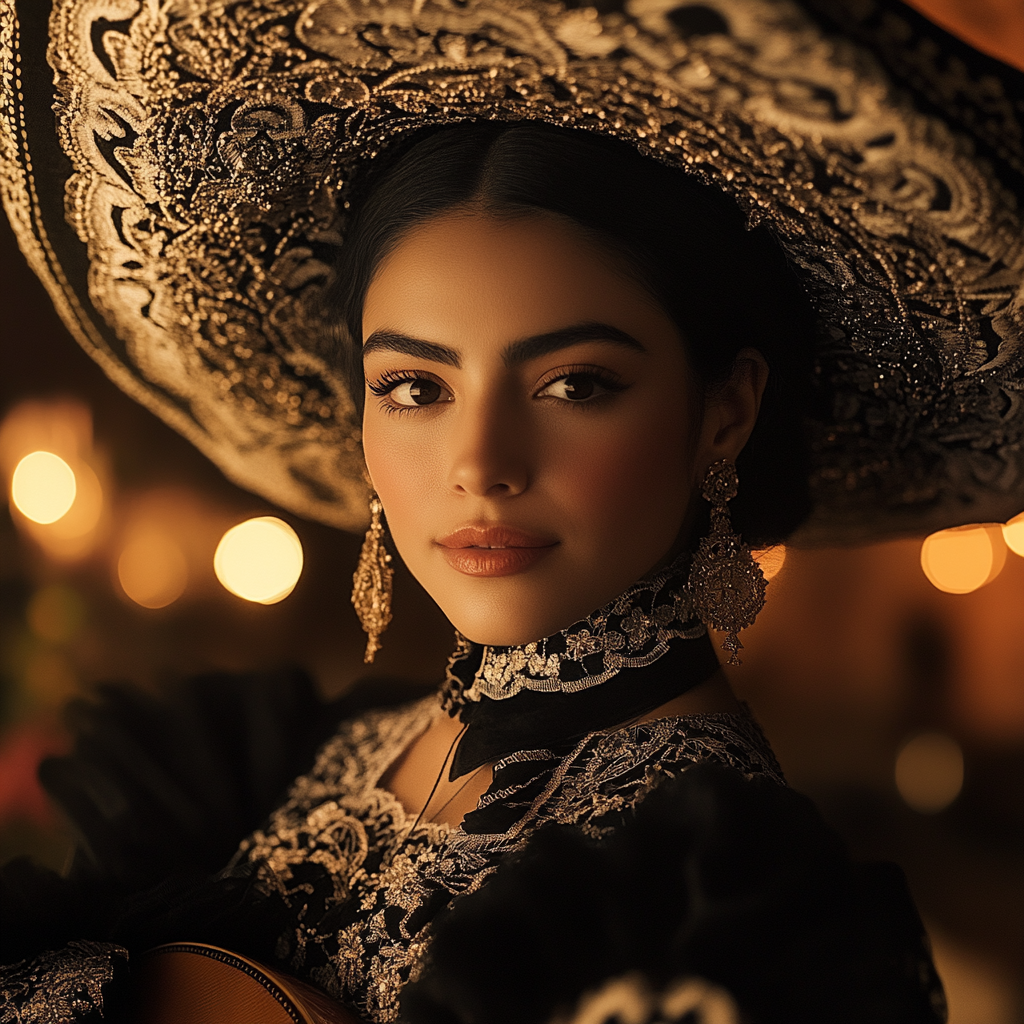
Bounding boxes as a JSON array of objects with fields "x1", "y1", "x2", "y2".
[
  {"x1": 450, "y1": 633, "x2": 721, "y2": 779},
  {"x1": 0, "y1": 669, "x2": 430, "y2": 966},
  {"x1": 1, "y1": 672, "x2": 947, "y2": 1024},
  {"x1": 402, "y1": 764, "x2": 947, "y2": 1024}
]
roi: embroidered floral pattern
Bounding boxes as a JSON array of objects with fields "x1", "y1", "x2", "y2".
[
  {"x1": 443, "y1": 556, "x2": 705, "y2": 702},
  {"x1": 227, "y1": 695, "x2": 784, "y2": 1022},
  {"x1": 0, "y1": 941, "x2": 128, "y2": 1024},
  {"x1": 2, "y1": 0, "x2": 1020, "y2": 536}
]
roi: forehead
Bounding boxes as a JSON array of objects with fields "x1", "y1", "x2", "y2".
[{"x1": 361, "y1": 209, "x2": 671, "y2": 350}]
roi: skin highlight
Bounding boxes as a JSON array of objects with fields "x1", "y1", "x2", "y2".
[{"x1": 362, "y1": 207, "x2": 767, "y2": 826}]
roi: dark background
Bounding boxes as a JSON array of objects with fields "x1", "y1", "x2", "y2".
[{"x1": 2, "y1": 3, "x2": 1022, "y2": 1020}]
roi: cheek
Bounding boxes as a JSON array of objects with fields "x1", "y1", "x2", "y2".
[
  {"x1": 545, "y1": 405, "x2": 692, "y2": 542},
  {"x1": 362, "y1": 418, "x2": 443, "y2": 551}
]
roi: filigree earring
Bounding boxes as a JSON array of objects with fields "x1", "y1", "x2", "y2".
[
  {"x1": 351, "y1": 494, "x2": 393, "y2": 663},
  {"x1": 688, "y1": 460, "x2": 766, "y2": 666}
]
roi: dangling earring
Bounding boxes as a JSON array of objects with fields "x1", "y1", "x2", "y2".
[
  {"x1": 688, "y1": 460, "x2": 766, "y2": 666},
  {"x1": 351, "y1": 494, "x2": 393, "y2": 663}
]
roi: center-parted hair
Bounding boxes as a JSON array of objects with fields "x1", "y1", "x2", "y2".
[{"x1": 326, "y1": 121, "x2": 821, "y2": 545}]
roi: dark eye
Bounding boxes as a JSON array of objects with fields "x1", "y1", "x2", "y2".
[
  {"x1": 537, "y1": 373, "x2": 614, "y2": 402},
  {"x1": 390, "y1": 378, "x2": 446, "y2": 406}
]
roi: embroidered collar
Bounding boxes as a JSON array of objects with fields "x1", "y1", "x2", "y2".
[
  {"x1": 442, "y1": 553, "x2": 705, "y2": 706},
  {"x1": 440, "y1": 555, "x2": 722, "y2": 778}
]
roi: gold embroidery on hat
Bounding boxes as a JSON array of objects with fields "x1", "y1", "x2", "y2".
[{"x1": 6, "y1": 0, "x2": 1021, "y2": 538}]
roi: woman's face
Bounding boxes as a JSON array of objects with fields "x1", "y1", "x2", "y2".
[{"x1": 362, "y1": 209, "x2": 748, "y2": 645}]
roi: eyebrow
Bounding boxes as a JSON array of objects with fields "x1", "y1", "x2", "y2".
[{"x1": 362, "y1": 322, "x2": 646, "y2": 368}]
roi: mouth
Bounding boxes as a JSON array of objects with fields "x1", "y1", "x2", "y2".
[{"x1": 435, "y1": 524, "x2": 559, "y2": 577}]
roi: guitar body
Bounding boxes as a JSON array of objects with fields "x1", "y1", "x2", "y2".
[{"x1": 132, "y1": 943, "x2": 364, "y2": 1024}]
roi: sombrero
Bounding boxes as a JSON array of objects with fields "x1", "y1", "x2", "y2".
[{"x1": 2, "y1": 0, "x2": 1022, "y2": 541}]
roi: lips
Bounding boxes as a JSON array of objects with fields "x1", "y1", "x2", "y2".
[{"x1": 435, "y1": 524, "x2": 558, "y2": 577}]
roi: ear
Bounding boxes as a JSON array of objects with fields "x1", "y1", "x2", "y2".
[{"x1": 692, "y1": 348, "x2": 769, "y2": 485}]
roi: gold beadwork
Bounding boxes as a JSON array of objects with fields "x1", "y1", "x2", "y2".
[
  {"x1": 351, "y1": 494, "x2": 393, "y2": 663},
  {"x1": 688, "y1": 460, "x2": 766, "y2": 666}
]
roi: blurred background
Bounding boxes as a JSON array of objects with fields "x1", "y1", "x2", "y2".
[{"x1": 1, "y1": 3, "x2": 1022, "y2": 1021}]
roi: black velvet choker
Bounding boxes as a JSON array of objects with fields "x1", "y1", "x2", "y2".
[{"x1": 440, "y1": 556, "x2": 721, "y2": 779}]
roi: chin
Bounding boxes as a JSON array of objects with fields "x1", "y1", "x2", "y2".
[
  {"x1": 457, "y1": 624, "x2": 550, "y2": 647},
  {"x1": 431, "y1": 571, "x2": 612, "y2": 647},
  {"x1": 406, "y1": 545, "x2": 669, "y2": 648},
  {"x1": 445, "y1": 601, "x2": 562, "y2": 648},
  {"x1": 418, "y1": 572, "x2": 568, "y2": 647}
]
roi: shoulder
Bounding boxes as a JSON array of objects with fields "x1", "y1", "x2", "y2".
[
  {"x1": 2, "y1": 671, "x2": 434, "y2": 954},
  {"x1": 294, "y1": 690, "x2": 440, "y2": 795},
  {"x1": 464, "y1": 707, "x2": 783, "y2": 838},
  {"x1": 614, "y1": 704, "x2": 785, "y2": 784},
  {"x1": 406, "y1": 764, "x2": 946, "y2": 1024}
]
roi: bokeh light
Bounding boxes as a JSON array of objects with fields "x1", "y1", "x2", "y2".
[
  {"x1": 895, "y1": 732, "x2": 965, "y2": 814},
  {"x1": 752, "y1": 545, "x2": 787, "y2": 581},
  {"x1": 22, "y1": 461, "x2": 105, "y2": 562},
  {"x1": 920, "y1": 525, "x2": 1007, "y2": 594},
  {"x1": 11, "y1": 451, "x2": 76, "y2": 524},
  {"x1": 214, "y1": 517, "x2": 304, "y2": 604},
  {"x1": 1, "y1": 402, "x2": 107, "y2": 560},
  {"x1": 117, "y1": 527, "x2": 189, "y2": 609},
  {"x1": 0, "y1": 400, "x2": 92, "y2": 479},
  {"x1": 1003, "y1": 512, "x2": 1024, "y2": 557},
  {"x1": 37, "y1": 461, "x2": 103, "y2": 540}
]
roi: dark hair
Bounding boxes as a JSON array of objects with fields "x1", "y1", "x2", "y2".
[{"x1": 326, "y1": 121, "x2": 819, "y2": 545}]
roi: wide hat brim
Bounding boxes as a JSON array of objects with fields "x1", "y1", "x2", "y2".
[{"x1": 2, "y1": 0, "x2": 1022, "y2": 542}]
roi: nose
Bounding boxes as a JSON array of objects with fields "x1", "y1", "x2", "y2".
[{"x1": 446, "y1": 394, "x2": 531, "y2": 498}]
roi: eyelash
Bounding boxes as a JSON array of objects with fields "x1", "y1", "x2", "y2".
[
  {"x1": 534, "y1": 364, "x2": 628, "y2": 403},
  {"x1": 365, "y1": 369, "x2": 443, "y2": 416},
  {"x1": 365, "y1": 364, "x2": 628, "y2": 415},
  {"x1": 366, "y1": 369, "x2": 428, "y2": 397}
]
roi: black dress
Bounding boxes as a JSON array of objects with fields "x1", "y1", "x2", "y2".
[
  {"x1": 222, "y1": 695, "x2": 784, "y2": 1021},
  {"x1": 0, "y1": 564, "x2": 945, "y2": 1023}
]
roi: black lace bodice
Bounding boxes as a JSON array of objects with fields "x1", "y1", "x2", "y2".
[
  {"x1": 223, "y1": 696, "x2": 784, "y2": 1022},
  {"x1": 0, "y1": 673, "x2": 946, "y2": 1024}
]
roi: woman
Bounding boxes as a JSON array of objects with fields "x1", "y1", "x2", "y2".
[
  {"x1": 209, "y1": 121, "x2": 805, "y2": 1017},
  {"x1": 1, "y1": 0, "x2": 1021, "y2": 1021}
]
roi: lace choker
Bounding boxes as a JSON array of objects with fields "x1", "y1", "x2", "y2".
[{"x1": 441, "y1": 555, "x2": 721, "y2": 778}]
